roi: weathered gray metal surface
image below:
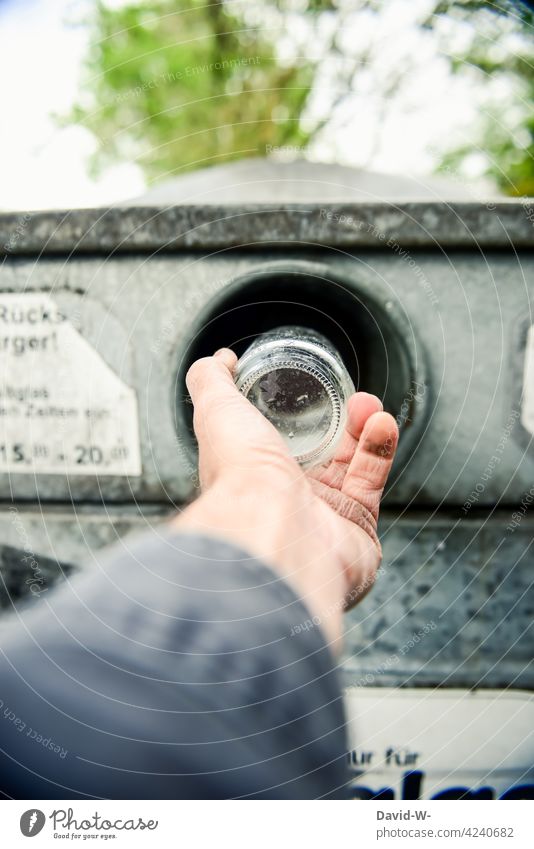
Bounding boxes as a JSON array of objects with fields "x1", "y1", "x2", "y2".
[
  {"x1": 0, "y1": 507, "x2": 530, "y2": 688},
  {"x1": 0, "y1": 201, "x2": 533, "y2": 254},
  {"x1": 0, "y1": 182, "x2": 531, "y2": 695},
  {"x1": 0, "y1": 505, "x2": 169, "y2": 615},
  {"x1": 343, "y1": 513, "x2": 534, "y2": 689},
  {"x1": 0, "y1": 251, "x2": 532, "y2": 506}
]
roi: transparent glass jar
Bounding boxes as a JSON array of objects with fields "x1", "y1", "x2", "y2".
[{"x1": 234, "y1": 326, "x2": 355, "y2": 467}]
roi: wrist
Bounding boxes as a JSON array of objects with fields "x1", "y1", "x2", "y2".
[
  {"x1": 173, "y1": 476, "x2": 347, "y2": 645},
  {"x1": 173, "y1": 476, "x2": 295, "y2": 562}
]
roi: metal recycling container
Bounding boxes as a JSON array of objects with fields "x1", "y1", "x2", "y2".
[{"x1": 0, "y1": 172, "x2": 533, "y2": 798}]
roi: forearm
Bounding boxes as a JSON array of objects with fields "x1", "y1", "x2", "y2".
[
  {"x1": 0, "y1": 528, "x2": 348, "y2": 799},
  {"x1": 174, "y1": 479, "x2": 347, "y2": 645}
]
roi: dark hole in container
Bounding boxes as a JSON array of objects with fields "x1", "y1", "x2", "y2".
[{"x1": 177, "y1": 270, "x2": 413, "y2": 445}]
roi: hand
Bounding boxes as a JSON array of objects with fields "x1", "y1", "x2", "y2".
[{"x1": 174, "y1": 348, "x2": 399, "y2": 647}]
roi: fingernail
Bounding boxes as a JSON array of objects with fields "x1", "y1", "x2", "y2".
[
  {"x1": 213, "y1": 348, "x2": 237, "y2": 372},
  {"x1": 363, "y1": 435, "x2": 396, "y2": 458},
  {"x1": 356, "y1": 391, "x2": 384, "y2": 411}
]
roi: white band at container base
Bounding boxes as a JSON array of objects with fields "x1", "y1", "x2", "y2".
[
  {"x1": 344, "y1": 687, "x2": 534, "y2": 800},
  {"x1": 0, "y1": 293, "x2": 141, "y2": 476}
]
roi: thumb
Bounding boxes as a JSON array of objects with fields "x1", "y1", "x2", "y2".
[
  {"x1": 186, "y1": 348, "x2": 240, "y2": 406},
  {"x1": 186, "y1": 349, "x2": 290, "y2": 487}
]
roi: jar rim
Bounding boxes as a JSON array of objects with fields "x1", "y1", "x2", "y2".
[{"x1": 237, "y1": 359, "x2": 343, "y2": 466}]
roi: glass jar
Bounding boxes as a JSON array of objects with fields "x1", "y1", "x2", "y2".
[{"x1": 234, "y1": 326, "x2": 355, "y2": 468}]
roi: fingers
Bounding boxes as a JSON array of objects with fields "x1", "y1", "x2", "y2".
[
  {"x1": 309, "y1": 477, "x2": 380, "y2": 547},
  {"x1": 213, "y1": 347, "x2": 238, "y2": 371},
  {"x1": 187, "y1": 349, "x2": 280, "y2": 443},
  {"x1": 340, "y1": 393, "x2": 384, "y2": 462},
  {"x1": 341, "y1": 411, "x2": 399, "y2": 521},
  {"x1": 186, "y1": 350, "x2": 291, "y2": 487},
  {"x1": 186, "y1": 350, "x2": 241, "y2": 425},
  {"x1": 308, "y1": 392, "x2": 383, "y2": 489},
  {"x1": 186, "y1": 350, "x2": 254, "y2": 485}
]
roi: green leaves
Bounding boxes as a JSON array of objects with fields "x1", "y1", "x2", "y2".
[
  {"x1": 429, "y1": 0, "x2": 534, "y2": 195},
  {"x1": 70, "y1": 0, "x2": 317, "y2": 180},
  {"x1": 67, "y1": 0, "x2": 534, "y2": 196}
]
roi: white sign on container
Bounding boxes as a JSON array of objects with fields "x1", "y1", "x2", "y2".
[{"x1": 0, "y1": 293, "x2": 141, "y2": 476}]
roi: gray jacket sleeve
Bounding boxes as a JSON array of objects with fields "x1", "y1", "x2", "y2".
[{"x1": 0, "y1": 529, "x2": 349, "y2": 799}]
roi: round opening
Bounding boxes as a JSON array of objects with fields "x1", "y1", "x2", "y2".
[{"x1": 175, "y1": 263, "x2": 426, "y2": 463}]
